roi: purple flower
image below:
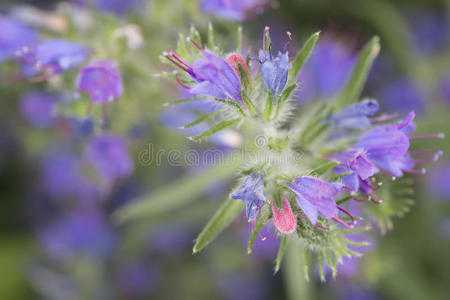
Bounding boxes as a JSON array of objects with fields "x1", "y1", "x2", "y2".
[
  {"x1": 76, "y1": 59, "x2": 123, "y2": 103},
  {"x1": 116, "y1": 262, "x2": 159, "y2": 297},
  {"x1": 287, "y1": 177, "x2": 342, "y2": 225},
  {"x1": 259, "y1": 27, "x2": 291, "y2": 101},
  {"x1": 200, "y1": 0, "x2": 268, "y2": 21},
  {"x1": 408, "y1": 11, "x2": 449, "y2": 56},
  {"x1": 84, "y1": 134, "x2": 133, "y2": 182},
  {"x1": 297, "y1": 37, "x2": 356, "y2": 102},
  {"x1": 0, "y1": 17, "x2": 38, "y2": 62},
  {"x1": 332, "y1": 149, "x2": 378, "y2": 193},
  {"x1": 16, "y1": 39, "x2": 90, "y2": 78},
  {"x1": 164, "y1": 41, "x2": 242, "y2": 103},
  {"x1": 325, "y1": 99, "x2": 379, "y2": 129},
  {"x1": 231, "y1": 172, "x2": 266, "y2": 220},
  {"x1": 354, "y1": 118, "x2": 411, "y2": 177},
  {"x1": 39, "y1": 210, "x2": 115, "y2": 260},
  {"x1": 19, "y1": 91, "x2": 58, "y2": 128}
]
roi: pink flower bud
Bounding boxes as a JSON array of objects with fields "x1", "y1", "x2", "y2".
[
  {"x1": 227, "y1": 53, "x2": 249, "y2": 78},
  {"x1": 272, "y1": 197, "x2": 297, "y2": 234}
]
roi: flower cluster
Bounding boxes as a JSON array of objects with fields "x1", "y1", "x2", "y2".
[{"x1": 162, "y1": 25, "x2": 444, "y2": 277}]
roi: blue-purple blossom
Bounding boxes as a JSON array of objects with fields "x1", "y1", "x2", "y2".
[
  {"x1": 287, "y1": 177, "x2": 342, "y2": 225},
  {"x1": 326, "y1": 99, "x2": 379, "y2": 129},
  {"x1": 19, "y1": 91, "x2": 58, "y2": 128},
  {"x1": 164, "y1": 43, "x2": 242, "y2": 103},
  {"x1": 231, "y1": 172, "x2": 266, "y2": 220},
  {"x1": 84, "y1": 134, "x2": 133, "y2": 182},
  {"x1": 0, "y1": 17, "x2": 38, "y2": 63},
  {"x1": 439, "y1": 73, "x2": 450, "y2": 105},
  {"x1": 259, "y1": 50, "x2": 291, "y2": 101},
  {"x1": 354, "y1": 117, "x2": 411, "y2": 177},
  {"x1": 76, "y1": 59, "x2": 123, "y2": 103},
  {"x1": 332, "y1": 149, "x2": 378, "y2": 193},
  {"x1": 200, "y1": 0, "x2": 268, "y2": 21},
  {"x1": 428, "y1": 160, "x2": 450, "y2": 200},
  {"x1": 16, "y1": 39, "x2": 90, "y2": 78}
]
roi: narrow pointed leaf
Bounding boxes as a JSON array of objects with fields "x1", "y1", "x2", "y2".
[
  {"x1": 288, "y1": 31, "x2": 320, "y2": 84},
  {"x1": 163, "y1": 97, "x2": 206, "y2": 107},
  {"x1": 207, "y1": 23, "x2": 214, "y2": 50},
  {"x1": 181, "y1": 110, "x2": 221, "y2": 129},
  {"x1": 241, "y1": 89, "x2": 256, "y2": 115},
  {"x1": 213, "y1": 98, "x2": 246, "y2": 116},
  {"x1": 264, "y1": 91, "x2": 274, "y2": 121},
  {"x1": 188, "y1": 118, "x2": 240, "y2": 142},
  {"x1": 337, "y1": 36, "x2": 380, "y2": 107},
  {"x1": 237, "y1": 62, "x2": 249, "y2": 90},
  {"x1": 193, "y1": 199, "x2": 244, "y2": 253},
  {"x1": 318, "y1": 251, "x2": 325, "y2": 281},
  {"x1": 274, "y1": 235, "x2": 288, "y2": 273},
  {"x1": 310, "y1": 161, "x2": 339, "y2": 176},
  {"x1": 247, "y1": 205, "x2": 271, "y2": 253},
  {"x1": 113, "y1": 155, "x2": 241, "y2": 223}
]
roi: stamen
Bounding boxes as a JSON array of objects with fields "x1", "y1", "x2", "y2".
[
  {"x1": 409, "y1": 133, "x2": 445, "y2": 140},
  {"x1": 187, "y1": 37, "x2": 204, "y2": 52},
  {"x1": 353, "y1": 196, "x2": 368, "y2": 202},
  {"x1": 169, "y1": 48, "x2": 192, "y2": 69},
  {"x1": 316, "y1": 223, "x2": 329, "y2": 230},
  {"x1": 369, "y1": 192, "x2": 383, "y2": 204},
  {"x1": 262, "y1": 26, "x2": 270, "y2": 59},
  {"x1": 370, "y1": 113, "x2": 398, "y2": 123},
  {"x1": 164, "y1": 54, "x2": 195, "y2": 77},
  {"x1": 332, "y1": 217, "x2": 354, "y2": 229},
  {"x1": 337, "y1": 206, "x2": 355, "y2": 226},
  {"x1": 410, "y1": 150, "x2": 443, "y2": 156},
  {"x1": 175, "y1": 75, "x2": 191, "y2": 90},
  {"x1": 403, "y1": 168, "x2": 427, "y2": 175}
]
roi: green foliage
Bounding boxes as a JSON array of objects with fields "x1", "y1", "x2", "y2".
[
  {"x1": 188, "y1": 118, "x2": 241, "y2": 142},
  {"x1": 288, "y1": 31, "x2": 320, "y2": 84},
  {"x1": 274, "y1": 235, "x2": 288, "y2": 273},
  {"x1": 247, "y1": 204, "x2": 271, "y2": 254},
  {"x1": 193, "y1": 199, "x2": 244, "y2": 253}
]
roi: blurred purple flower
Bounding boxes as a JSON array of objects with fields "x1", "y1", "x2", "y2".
[
  {"x1": 217, "y1": 272, "x2": 270, "y2": 300},
  {"x1": 16, "y1": 39, "x2": 90, "y2": 78},
  {"x1": 243, "y1": 223, "x2": 278, "y2": 259},
  {"x1": 428, "y1": 160, "x2": 450, "y2": 200},
  {"x1": 19, "y1": 91, "x2": 58, "y2": 128},
  {"x1": 200, "y1": 0, "x2": 268, "y2": 21},
  {"x1": 231, "y1": 172, "x2": 266, "y2": 220},
  {"x1": 287, "y1": 177, "x2": 342, "y2": 225},
  {"x1": 439, "y1": 73, "x2": 450, "y2": 105},
  {"x1": 77, "y1": 59, "x2": 123, "y2": 103},
  {"x1": 84, "y1": 134, "x2": 133, "y2": 182},
  {"x1": 116, "y1": 262, "x2": 159, "y2": 297},
  {"x1": 0, "y1": 16, "x2": 38, "y2": 62},
  {"x1": 39, "y1": 210, "x2": 116, "y2": 260},
  {"x1": 297, "y1": 38, "x2": 356, "y2": 102},
  {"x1": 408, "y1": 11, "x2": 449, "y2": 56},
  {"x1": 73, "y1": 0, "x2": 141, "y2": 16},
  {"x1": 377, "y1": 79, "x2": 425, "y2": 114}
]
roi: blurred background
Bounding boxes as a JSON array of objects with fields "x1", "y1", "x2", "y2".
[{"x1": 0, "y1": 0, "x2": 449, "y2": 299}]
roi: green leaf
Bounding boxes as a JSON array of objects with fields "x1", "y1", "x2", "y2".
[
  {"x1": 247, "y1": 205, "x2": 271, "y2": 253},
  {"x1": 163, "y1": 97, "x2": 205, "y2": 107},
  {"x1": 264, "y1": 91, "x2": 274, "y2": 121},
  {"x1": 274, "y1": 83, "x2": 298, "y2": 119},
  {"x1": 176, "y1": 34, "x2": 188, "y2": 57},
  {"x1": 181, "y1": 110, "x2": 221, "y2": 129},
  {"x1": 310, "y1": 161, "x2": 339, "y2": 176},
  {"x1": 241, "y1": 89, "x2": 256, "y2": 115},
  {"x1": 288, "y1": 31, "x2": 320, "y2": 84},
  {"x1": 213, "y1": 98, "x2": 246, "y2": 117},
  {"x1": 318, "y1": 251, "x2": 325, "y2": 281},
  {"x1": 188, "y1": 118, "x2": 241, "y2": 142},
  {"x1": 237, "y1": 62, "x2": 250, "y2": 90},
  {"x1": 325, "y1": 251, "x2": 336, "y2": 278},
  {"x1": 274, "y1": 235, "x2": 288, "y2": 273},
  {"x1": 193, "y1": 199, "x2": 244, "y2": 253},
  {"x1": 336, "y1": 36, "x2": 380, "y2": 107},
  {"x1": 207, "y1": 23, "x2": 214, "y2": 50},
  {"x1": 237, "y1": 26, "x2": 243, "y2": 52},
  {"x1": 113, "y1": 155, "x2": 241, "y2": 223},
  {"x1": 189, "y1": 26, "x2": 202, "y2": 49}
]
